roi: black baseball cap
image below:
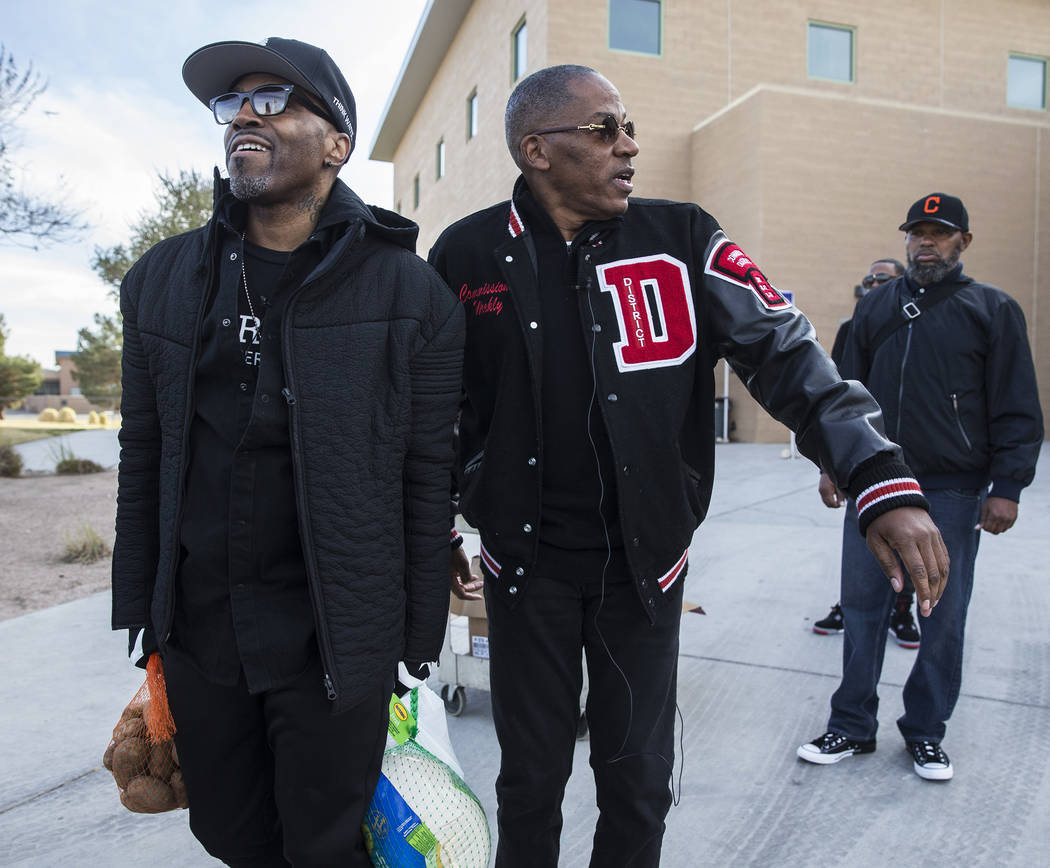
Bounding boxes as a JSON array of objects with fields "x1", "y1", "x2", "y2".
[
  {"x1": 899, "y1": 193, "x2": 969, "y2": 232},
  {"x1": 182, "y1": 37, "x2": 357, "y2": 155}
]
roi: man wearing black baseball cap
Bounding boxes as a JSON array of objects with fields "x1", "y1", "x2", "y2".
[
  {"x1": 111, "y1": 37, "x2": 464, "y2": 865},
  {"x1": 799, "y1": 193, "x2": 1042, "y2": 781}
]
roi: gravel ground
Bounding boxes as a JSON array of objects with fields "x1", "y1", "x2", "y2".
[{"x1": 0, "y1": 470, "x2": 117, "y2": 620}]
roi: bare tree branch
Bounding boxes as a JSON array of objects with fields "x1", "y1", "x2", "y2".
[{"x1": 0, "y1": 44, "x2": 86, "y2": 246}]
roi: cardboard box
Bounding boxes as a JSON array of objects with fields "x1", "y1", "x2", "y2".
[{"x1": 449, "y1": 556, "x2": 488, "y2": 657}]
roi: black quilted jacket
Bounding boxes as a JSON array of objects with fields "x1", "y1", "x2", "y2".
[{"x1": 112, "y1": 177, "x2": 464, "y2": 711}]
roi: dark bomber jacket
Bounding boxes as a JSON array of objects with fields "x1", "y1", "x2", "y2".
[
  {"x1": 112, "y1": 177, "x2": 464, "y2": 712},
  {"x1": 840, "y1": 266, "x2": 1043, "y2": 500},
  {"x1": 429, "y1": 178, "x2": 925, "y2": 619}
]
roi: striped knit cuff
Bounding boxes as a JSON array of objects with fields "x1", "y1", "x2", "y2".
[
  {"x1": 450, "y1": 528, "x2": 465, "y2": 550},
  {"x1": 849, "y1": 457, "x2": 929, "y2": 536}
]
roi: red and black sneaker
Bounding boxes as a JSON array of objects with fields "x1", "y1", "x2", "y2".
[{"x1": 812, "y1": 603, "x2": 844, "y2": 635}]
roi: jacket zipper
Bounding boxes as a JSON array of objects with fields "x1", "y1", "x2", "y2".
[
  {"x1": 950, "y1": 393, "x2": 973, "y2": 451},
  {"x1": 281, "y1": 277, "x2": 345, "y2": 702}
]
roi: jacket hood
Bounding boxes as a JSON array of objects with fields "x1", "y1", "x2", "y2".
[{"x1": 209, "y1": 166, "x2": 419, "y2": 252}]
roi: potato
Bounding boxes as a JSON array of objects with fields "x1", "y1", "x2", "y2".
[
  {"x1": 111, "y1": 736, "x2": 148, "y2": 788},
  {"x1": 170, "y1": 769, "x2": 189, "y2": 809},
  {"x1": 121, "y1": 701, "x2": 146, "y2": 720},
  {"x1": 114, "y1": 717, "x2": 146, "y2": 742},
  {"x1": 102, "y1": 741, "x2": 115, "y2": 771},
  {"x1": 125, "y1": 775, "x2": 177, "y2": 813},
  {"x1": 148, "y1": 741, "x2": 176, "y2": 781}
]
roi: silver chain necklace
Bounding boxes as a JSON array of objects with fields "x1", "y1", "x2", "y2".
[{"x1": 239, "y1": 231, "x2": 256, "y2": 321}]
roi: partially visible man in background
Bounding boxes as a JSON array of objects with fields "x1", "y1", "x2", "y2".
[
  {"x1": 111, "y1": 37, "x2": 462, "y2": 865},
  {"x1": 813, "y1": 257, "x2": 921, "y2": 650}
]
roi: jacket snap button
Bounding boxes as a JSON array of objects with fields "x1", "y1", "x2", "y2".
[
  {"x1": 527, "y1": 457, "x2": 537, "y2": 466},
  {"x1": 530, "y1": 321, "x2": 538, "y2": 329},
  {"x1": 515, "y1": 567, "x2": 524, "y2": 576},
  {"x1": 607, "y1": 393, "x2": 618, "y2": 402},
  {"x1": 592, "y1": 323, "x2": 602, "y2": 332},
  {"x1": 222, "y1": 318, "x2": 231, "y2": 327},
  {"x1": 641, "y1": 578, "x2": 648, "y2": 587},
  {"x1": 505, "y1": 255, "x2": 513, "y2": 262},
  {"x1": 632, "y1": 537, "x2": 640, "y2": 547},
  {"x1": 260, "y1": 394, "x2": 270, "y2": 404},
  {"x1": 523, "y1": 523, "x2": 532, "y2": 532},
  {"x1": 509, "y1": 585, "x2": 519, "y2": 594},
  {"x1": 648, "y1": 597, "x2": 656, "y2": 606},
  {"x1": 230, "y1": 252, "x2": 238, "y2": 261}
]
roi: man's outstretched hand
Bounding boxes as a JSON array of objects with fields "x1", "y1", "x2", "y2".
[
  {"x1": 450, "y1": 545, "x2": 483, "y2": 600},
  {"x1": 865, "y1": 507, "x2": 950, "y2": 616}
]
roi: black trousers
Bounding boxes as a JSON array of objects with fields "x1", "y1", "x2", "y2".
[
  {"x1": 485, "y1": 567, "x2": 684, "y2": 868},
  {"x1": 164, "y1": 649, "x2": 391, "y2": 867}
]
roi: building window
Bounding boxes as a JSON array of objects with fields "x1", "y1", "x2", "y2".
[
  {"x1": 609, "y1": 0, "x2": 661, "y2": 55},
  {"x1": 467, "y1": 90, "x2": 478, "y2": 139},
  {"x1": 807, "y1": 22, "x2": 853, "y2": 83},
  {"x1": 1008, "y1": 54, "x2": 1047, "y2": 110},
  {"x1": 512, "y1": 19, "x2": 527, "y2": 81},
  {"x1": 413, "y1": 174, "x2": 420, "y2": 210},
  {"x1": 436, "y1": 140, "x2": 445, "y2": 180}
]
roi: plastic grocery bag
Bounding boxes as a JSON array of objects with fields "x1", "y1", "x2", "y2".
[
  {"x1": 364, "y1": 675, "x2": 490, "y2": 868},
  {"x1": 102, "y1": 653, "x2": 187, "y2": 813}
]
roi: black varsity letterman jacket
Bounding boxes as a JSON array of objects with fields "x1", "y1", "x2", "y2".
[{"x1": 429, "y1": 177, "x2": 926, "y2": 618}]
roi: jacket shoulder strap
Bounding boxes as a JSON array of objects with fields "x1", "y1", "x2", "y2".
[{"x1": 869, "y1": 277, "x2": 971, "y2": 354}]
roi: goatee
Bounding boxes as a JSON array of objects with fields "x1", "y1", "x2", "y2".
[
  {"x1": 230, "y1": 174, "x2": 271, "y2": 201},
  {"x1": 907, "y1": 245, "x2": 961, "y2": 287}
]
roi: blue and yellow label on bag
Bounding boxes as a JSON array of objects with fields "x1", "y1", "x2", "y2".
[{"x1": 363, "y1": 772, "x2": 442, "y2": 868}]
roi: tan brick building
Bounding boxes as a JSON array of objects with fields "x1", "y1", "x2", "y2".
[{"x1": 371, "y1": 0, "x2": 1049, "y2": 442}]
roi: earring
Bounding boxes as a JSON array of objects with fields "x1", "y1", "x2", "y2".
[{"x1": 323, "y1": 160, "x2": 335, "y2": 168}]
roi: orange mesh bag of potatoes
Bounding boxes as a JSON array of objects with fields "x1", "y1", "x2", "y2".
[{"x1": 102, "y1": 653, "x2": 188, "y2": 813}]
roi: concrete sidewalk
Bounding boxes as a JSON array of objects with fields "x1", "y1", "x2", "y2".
[{"x1": 1, "y1": 443, "x2": 1047, "y2": 867}]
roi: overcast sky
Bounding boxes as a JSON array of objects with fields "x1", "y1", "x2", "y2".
[{"x1": 2, "y1": 0, "x2": 427, "y2": 367}]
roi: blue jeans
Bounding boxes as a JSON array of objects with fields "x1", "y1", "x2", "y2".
[{"x1": 827, "y1": 488, "x2": 983, "y2": 744}]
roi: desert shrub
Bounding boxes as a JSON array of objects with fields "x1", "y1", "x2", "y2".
[
  {"x1": 56, "y1": 457, "x2": 105, "y2": 475},
  {"x1": 88, "y1": 411, "x2": 100, "y2": 425},
  {"x1": 0, "y1": 444, "x2": 23, "y2": 477},
  {"x1": 57, "y1": 407, "x2": 77, "y2": 423},
  {"x1": 99, "y1": 412, "x2": 111, "y2": 427},
  {"x1": 38, "y1": 408, "x2": 59, "y2": 422},
  {"x1": 61, "y1": 523, "x2": 112, "y2": 564}
]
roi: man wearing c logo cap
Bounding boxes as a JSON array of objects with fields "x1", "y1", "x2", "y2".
[
  {"x1": 799, "y1": 193, "x2": 1043, "y2": 782},
  {"x1": 110, "y1": 37, "x2": 464, "y2": 865}
]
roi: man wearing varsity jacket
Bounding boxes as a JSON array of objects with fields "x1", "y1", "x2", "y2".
[{"x1": 430, "y1": 65, "x2": 949, "y2": 868}]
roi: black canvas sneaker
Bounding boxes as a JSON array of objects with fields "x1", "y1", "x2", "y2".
[
  {"x1": 908, "y1": 740, "x2": 953, "y2": 780},
  {"x1": 797, "y1": 731, "x2": 876, "y2": 764}
]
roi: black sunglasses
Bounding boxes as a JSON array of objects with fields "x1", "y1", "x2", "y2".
[
  {"x1": 209, "y1": 84, "x2": 332, "y2": 126},
  {"x1": 527, "y1": 114, "x2": 636, "y2": 144},
  {"x1": 861, "y1": 272, "x2": 896, "y2": 289}
]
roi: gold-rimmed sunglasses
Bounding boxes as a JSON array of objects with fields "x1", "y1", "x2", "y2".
[{"x1": 526, "y1": 114, "x2": 636, "y2": 144}]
